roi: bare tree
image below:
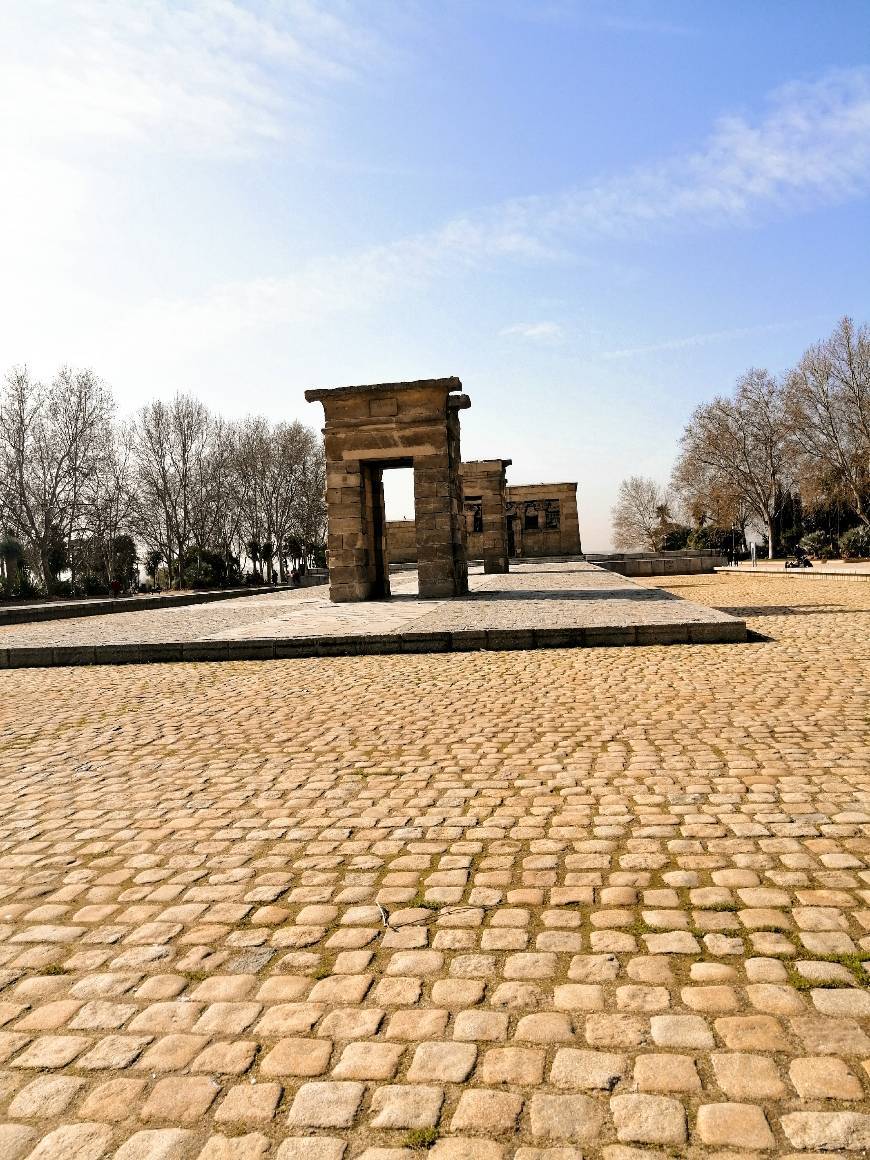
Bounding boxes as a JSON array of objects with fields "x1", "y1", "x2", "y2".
[
  {"x1": 0, "y1": 365, "x2": 112, "y2": 592},
  {"x1": 82, "y1": 420, "x2": 137, "y2": 584},
  {"x1": 56, "y1": 367, "x2": 115, "y2": 587},
  {"x1": 671, "y1": 445, "x2": 751, "y2": 541},
  {"x1": 270, "y1": 422, "x2": 319, "y2": 580},
  {"x1": 611, "y1": 476, "x2": 669, "y2": 551},
  {"x1": 675, "y1": 370, "x2": 795, "y2": 557},
  {"x1": 235, "y1": 415, "x2": 271, "y2": 579},
  {"x1": 785, "y1": 316, "x2": 870, "y2": 526},
  {"x1": 131, "y1": 394, "x2": 212, "y2": 585},
  {"x1": 232, "y1": 417, "x2": 323, "y2": 581},
  {"x1": 292, "y1": 437, "x2": 327, "y2": 565}
]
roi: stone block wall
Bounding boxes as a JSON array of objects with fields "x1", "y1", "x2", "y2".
[
  {"x1": 385, "y1": 478, "x2": 582, "y2": 566},
  {"x1": 385, "y1": 520, "x2": 419, "y2": 565},
  {"x1": 505, "y1": 482, "x2": 581, "y2": 558}
]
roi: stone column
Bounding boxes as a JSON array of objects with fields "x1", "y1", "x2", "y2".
[
  {"x1": 461, "y1": 459, "x2": 512, "y2": 574},
  {"x1": 322, "y1": 457, "x2": 369, "y2": 602}
]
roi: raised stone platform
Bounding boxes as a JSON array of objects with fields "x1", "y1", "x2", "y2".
[{"x1": 0, "y1": 562, "x2": 745, "y2": 667}]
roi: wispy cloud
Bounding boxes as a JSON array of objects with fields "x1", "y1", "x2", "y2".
[
  {"x1": 601, "y1": 320, "x2": 807, "y2": 360},
  {"x1": 0, "y1": 1, "x2": 385, "y2": 278},
  {"x1": 500, "y1": 322, "x2": 564, "y2": 341},
  {"x1": 506, "y1": 1, "x2": 696, "y2": 37},
  {"x1": 123, "y1": 67, "x2": 870, "y2": 348},
  {"x1": 463, "y1": 68, "x2": 870, "y2": 248},
  {"x1": 0, "y1": 0, "x2": 381, "y2": 159},
  {"x1": 5, "y1": 48, "x2": 870, "y2": 367}
]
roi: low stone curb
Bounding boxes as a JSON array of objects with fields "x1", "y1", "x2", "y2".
[
  {"x1": 0, "y1": 618, "x2": 747, "y2": 668},
  {"x1": 713, "y1": 567, "x2": 870, "y2": 581},
  {"x1": 0, "y1": 576, "x2": 328, "y2": 625}
]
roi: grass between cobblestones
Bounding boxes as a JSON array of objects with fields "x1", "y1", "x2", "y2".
[{"x1": 0, "y1": 571, "x2": 867, "y2": 1159}]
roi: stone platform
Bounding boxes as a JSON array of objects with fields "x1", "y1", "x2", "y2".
[{"x1": 0, "y1": 563, "x2": 745, "y2": 668}]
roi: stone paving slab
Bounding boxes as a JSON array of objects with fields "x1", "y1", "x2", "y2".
[
  {"x1": 0, "y1": 563, "x2": 745, "y2": 667},
  {"x1": 0, "y1": 571, "x2": 866, "y2": 1157}
]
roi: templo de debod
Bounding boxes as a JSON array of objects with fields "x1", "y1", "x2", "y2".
[{"x1": 308, "y1": 375, "x2": 582, "y2": 603}]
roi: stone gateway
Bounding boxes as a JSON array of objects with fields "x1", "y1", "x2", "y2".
[{"x1": 306, "y1": 378, "x2": 470, "y2": 602}]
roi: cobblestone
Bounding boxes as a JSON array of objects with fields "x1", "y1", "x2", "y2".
[{"x1": 0, "y1": 572, "x2": 866, "y2": 1156}]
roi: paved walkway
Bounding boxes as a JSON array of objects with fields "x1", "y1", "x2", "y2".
[
  {"x1": 0, "y1": 571, "x2": 867, "y2": 1158},
  {"x1": 0, "y1": 564, "x2": 744, "y2": 666}
]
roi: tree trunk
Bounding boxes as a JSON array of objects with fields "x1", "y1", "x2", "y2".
[
  {"x1": 41, "y1": 548, "x2": 55, "y2": 595},
  {"x1": 766, "y1": 515, "x2": 775, "y2": 559}
]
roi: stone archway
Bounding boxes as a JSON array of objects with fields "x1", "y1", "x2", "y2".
[{"x1": 306, "y1": 378, "x2": 470, "y2": 602}]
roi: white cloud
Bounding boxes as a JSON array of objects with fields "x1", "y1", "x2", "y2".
[
  {"x1": 601, "y1": 320, "x2": 807, "y2": 360},
  {"x1": 3, "y1": 47, "x2": 870, "y2": 375},
  {"x1": 0, "y1": 0, "x2": 380, "y2": 159},
  {"x1": 123, "y1": 66, "x2": 870, "y2": 347},
  {"x1": 500, "y1": 322, "x2": 564, "y2": 340},
  {"x1": 0, "y1": 0, "x2": 384, "y2": 288},
  {"x1": 478, "y1": 69, "x2": 870, "y2": 244}
]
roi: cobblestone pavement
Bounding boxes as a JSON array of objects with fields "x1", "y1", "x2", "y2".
[
  {"x1": 0, "y1": 563, "x2": 740, "y2": 649},
  {"x1": 0, "y1": 571, "x2": 867, "y2": 1159}
]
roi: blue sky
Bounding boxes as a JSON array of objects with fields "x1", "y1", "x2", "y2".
[{"x1": 1, "y1": 1, "x2": 869, "y2": 548}]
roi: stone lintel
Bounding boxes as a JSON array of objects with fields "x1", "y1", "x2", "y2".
[
  {"x1": 461, "y1": 458, "x2": 513, "y2": 474},
  {"x1": 507, "y1": 481, "x2": 578, "y2": 492},
  {"x1": 305, "y1": 377, "x2": 462, "y2": 403}
]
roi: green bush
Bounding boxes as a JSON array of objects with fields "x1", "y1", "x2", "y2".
[
  {"x1": 311, "y1": 543, "x2": 327, "y2": 568},
  {"x1": 799, "y1": 531, "x2": 835, "y2": 561},
  {"x1": 0, "y1": 572, "x2": 39, "y2": 599},
  {"x1": 839, "y1": 524, "x2": 870, "y2": 559},
  {"x1": 180, "y1": 549, "x2": 240, "y2": 589},
  {"x1": 182, "y1": 558, "x2": 214, "y2": 589},
  {"x1": 75, "y1": 574, "x2": 111, "y2": 597},
  {"x1": 658, "y1": 524, "x2": 691, "y2": 551},
  {"x1": 688, "y1": 525, "x2": 735, "y2": 553}
]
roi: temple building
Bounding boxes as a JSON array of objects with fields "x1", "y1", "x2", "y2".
[
  {"x1": 387, "y1": 478, "x2": 581, "y2": 565},
  {"x1": 503, "y1": 482, "x2": 581, "y2": 558}
]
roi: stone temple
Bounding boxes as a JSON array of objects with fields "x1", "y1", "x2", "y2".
[{"x1": 309, "y1": 375, "x2": 583, "y2": 603}]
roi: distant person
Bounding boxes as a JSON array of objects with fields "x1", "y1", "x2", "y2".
[
  {"x1": 750, "y1": 541, "x2": 757, "y2": 569},
  {"x1": 290, "y1": 566, "x2": 300, "y2": 587}
]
